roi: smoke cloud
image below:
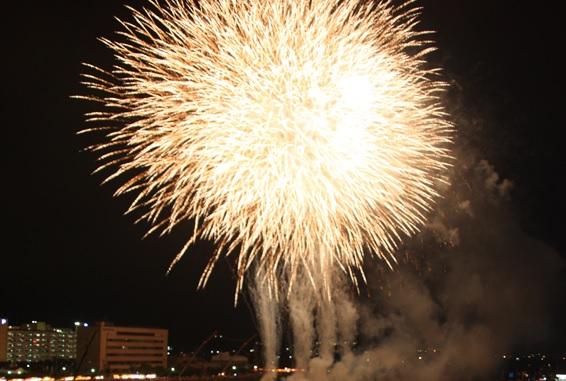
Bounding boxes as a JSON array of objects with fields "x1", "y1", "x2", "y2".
[
  {"x1": 348, "y1": 154, "x2": 564, "y2": 380},
  {"x1": 250, "y1": 152, "x2": 564, "y2": 381}
]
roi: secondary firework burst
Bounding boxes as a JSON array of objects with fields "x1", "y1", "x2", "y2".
[{"x1": 80, "y1": 0, "x2": 453, "y2": 300}]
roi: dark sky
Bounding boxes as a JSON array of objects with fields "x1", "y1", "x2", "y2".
[{"x1": 3, "y1": 1, "x2": 564, "y2": 354}]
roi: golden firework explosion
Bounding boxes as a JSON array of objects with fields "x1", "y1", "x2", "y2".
[{"x1": 80, "y1": 0, "x2": 453, "y2": 300}]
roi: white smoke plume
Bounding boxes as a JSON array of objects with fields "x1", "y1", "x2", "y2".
[{"x1": 250, "y1": 153, "x2": 564, "y2": 381}]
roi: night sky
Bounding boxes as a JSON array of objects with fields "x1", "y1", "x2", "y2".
[{"x1": 3, "y1": 1, "x2": 564, "y2": 355}]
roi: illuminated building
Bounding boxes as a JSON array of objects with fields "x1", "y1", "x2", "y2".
[
  {"x1": 0, "y1": 320, "x2": 76, "y2": 363},
  {"x1": 76, "y1": 322, "x2": 167, "y2": 373}
]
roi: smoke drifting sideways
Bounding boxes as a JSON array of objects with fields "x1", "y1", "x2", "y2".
[
  {"x1": 257, "y1": 150, "x2": 564, "y2": 381},
  {"x1": 356, "y1": 156, "x2": 564, "y2": 381}
]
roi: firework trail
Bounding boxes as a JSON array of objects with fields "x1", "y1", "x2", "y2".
[{"x1": 80, "y1": 0, "x2": 452, "y2": 301}]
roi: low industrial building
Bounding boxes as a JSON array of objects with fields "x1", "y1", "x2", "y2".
[{"x1": 76, "y1": 322, "x2": 168, "y2": 373}]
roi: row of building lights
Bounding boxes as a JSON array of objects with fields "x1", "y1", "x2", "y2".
[
  {"x1": 0, "y1": 374, "x2": 159, "y2": 381},
  {"x1": 0, "y1": 320, "x2": 90, "y2": 327}
]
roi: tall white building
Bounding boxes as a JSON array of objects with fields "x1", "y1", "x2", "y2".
[{"x1": 0, "y1": 320, "x2": 76, "y2": 363}]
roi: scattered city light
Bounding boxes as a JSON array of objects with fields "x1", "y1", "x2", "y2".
[
  {"x1": 1, "y1": 318, "x2": 6, "y2": 325},
  {"x1": 112, "y1": 374, "x2": 157, "y2": 380}
]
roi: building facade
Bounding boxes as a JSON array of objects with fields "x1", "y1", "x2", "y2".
[
  {"x1": 77, "y1": 322, "x2": 167, "y2": 373},
  {"x1": 0, "y1": 319, "x2": 7, "y2": 362},
  {"x1": 0, "y1": 321, "x2": 76, "y2": 363}
]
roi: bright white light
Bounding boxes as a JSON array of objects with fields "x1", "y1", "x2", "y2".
[
  {"x1": 1, "y1": 319, "x2": 6, "y2": 325},
  {"x1": 81, "y1": 0, "x2": 453, "y2": 312},
  {"x1": 83, "y1": 323, "x2": 89, "y2": 327},
  {"x1": 231, "y1": 366, "x2": 237, "y2": 371},
  {"x1": 556, "y1": 375, "x2": 566, "y2": 381},
  {"x1": 91, "y1": 369, "x2": 96, "y2": 373},
  {"x1": 62, "y1": 367, "x2": 67, "y2": 371},
  {"x1": 170, "y1": 368, "x2": 175, "y2": 372},
  {"x1": 74, "y1": 322, "x2": 81, "y2": 327}
]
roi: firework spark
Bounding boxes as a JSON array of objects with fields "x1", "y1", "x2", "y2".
[{"x1": 80, "y1": 0, "x2": 452, "y2": 300}]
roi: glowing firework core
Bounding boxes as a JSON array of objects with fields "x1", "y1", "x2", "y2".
[{"x1": 81, "y1": 0, "x2": 452, "y2": 299}]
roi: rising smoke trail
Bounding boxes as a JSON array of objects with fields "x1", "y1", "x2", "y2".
[
  {"x1": 250, "y1": 273, "x2": 281, "y2": 380},
  {"x1": 288, "y1": 272, "x2": 316, "y2": 370}
]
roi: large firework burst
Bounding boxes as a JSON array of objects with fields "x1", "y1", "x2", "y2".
[{"x1": 80, "y1": 0, "x2": 452, "y2": 299}]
